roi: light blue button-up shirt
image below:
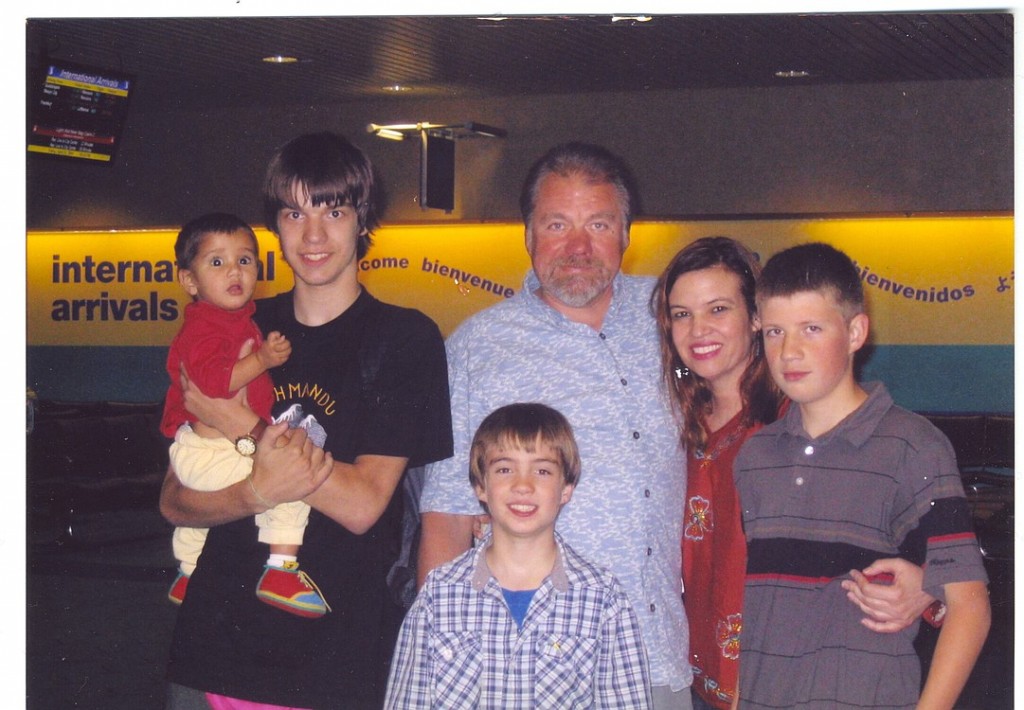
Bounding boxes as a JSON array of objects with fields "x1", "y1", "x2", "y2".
[{"x1": 421, "y1": 271, "x2": 691, "y2": 691}]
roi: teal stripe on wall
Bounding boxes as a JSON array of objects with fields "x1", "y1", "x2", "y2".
[
  {"x1": 28, "y1": 344, "x2": 1013, "y2": 413},
  {"x1": 28, "y1": 346, "x2": 170, "y2": 403},
  {"x1": 859, "y1": 344, "x2": 1012, "y2": 414}
]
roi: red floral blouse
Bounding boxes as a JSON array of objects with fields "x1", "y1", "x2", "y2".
[{"x1": 682, "y1": 410, "x2": 762, "y2": 709}]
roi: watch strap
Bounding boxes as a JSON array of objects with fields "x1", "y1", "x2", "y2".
[{"x1": 249, "y1": 418, "x2": 268, "y2": 441}]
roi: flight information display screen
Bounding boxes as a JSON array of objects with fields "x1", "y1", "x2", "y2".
[{"x1": 28, "y1": 63, "x2": 133, "y2": 164}]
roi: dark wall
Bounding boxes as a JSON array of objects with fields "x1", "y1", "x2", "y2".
[{"x1": 26, "y1": 78, "x2": 1012, "y2": 231}]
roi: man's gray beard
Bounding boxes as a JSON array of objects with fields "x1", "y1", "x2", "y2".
[{"x1": 542, "y1": 270, "x2": 614, "y2": 308}]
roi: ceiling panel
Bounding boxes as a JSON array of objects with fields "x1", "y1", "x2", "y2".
[{"x1": 26, "y1": 13, "x2": 1013, "y2": 112}]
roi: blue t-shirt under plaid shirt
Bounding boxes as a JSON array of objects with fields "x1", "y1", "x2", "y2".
[
  {"x1": 502, "y1": 588, "x2": 536, "y2": 628},
  {"x1": 384, "y1": 533, "x2": 653, "y2": 709}
]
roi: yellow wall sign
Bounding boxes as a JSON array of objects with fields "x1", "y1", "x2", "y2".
[{"x1": 28, "y1": 216, "x2": 1012, "y2": 348}]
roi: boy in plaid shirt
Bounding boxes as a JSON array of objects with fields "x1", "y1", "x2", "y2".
[{"x1": 385, "y1": 403, "x2": 652, "y2": 709}]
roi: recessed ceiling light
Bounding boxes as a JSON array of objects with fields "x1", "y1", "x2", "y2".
[
  {"x1": 383, "y1": 84, "x2": 412, "y2": 92},
  {"x1": 262, "y1": 55, "x2": 299, "y2": 64},
  {"x1": 775, "y1": 70, "x2": 812, "y2": 79}
]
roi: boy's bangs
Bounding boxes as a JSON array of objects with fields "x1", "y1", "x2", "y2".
[
  {"x1": 492, "y1": 430, "x2": 578, "y2": 483},
  {"x1": 494, "y1": 430, "x2": 544, "y2": 455},
  {"x1": 272, "y1": 175, "x2": 358, "y2": 211}
]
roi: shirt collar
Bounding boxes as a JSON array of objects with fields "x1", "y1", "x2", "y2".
[
  {"x1": 188, "y1": 298, "x2": 256, "y2": 322},
  {"x1": 520, "y1": 270, "x2": 625, "y2": 332},
  {"x1": 470, "y1": 531, "x2": 570, "y2": 593},
  {"x1": 778, "y1": 381, "x2": 893, "y2": 447}
]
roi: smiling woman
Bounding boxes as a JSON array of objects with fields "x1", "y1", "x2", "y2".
[
  {"x1": 652, "y1": 236, "x2": 784, "y2": 710},
  {"x1": 667, "y1": 265, "x2": 760, "y2": 431}
]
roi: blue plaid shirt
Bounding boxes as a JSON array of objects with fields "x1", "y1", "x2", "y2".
[
  {"x1": 385, "y1": 533, "x2": 653, "y2": 709},
  {"x1": 420, "y1": 272, "x2": 691, "y2": 691}
]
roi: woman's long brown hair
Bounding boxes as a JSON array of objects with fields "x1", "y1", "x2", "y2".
[{"x1": 650, "y1": 236, "x2": 783, "y2": 452}]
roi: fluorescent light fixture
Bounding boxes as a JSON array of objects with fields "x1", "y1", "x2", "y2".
[
  {"x1": 366, "y1": 122, "x2": 506, "y2": 214},
  {"x1": 376, "y1": 128, "x2": 406, "y2": 141},
  {"x1": 262, "y1": 55, "x2": 299, "y2": 64},
  {"x1": 367, "y1": 122, "x2": 505, "y2": 140}
]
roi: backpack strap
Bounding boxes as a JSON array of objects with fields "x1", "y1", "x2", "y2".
[
  {"x1": 359, "y1": 311, "x2": 423, "y2": 608},
  {"x1": 358, "y1": 315, "x2": 386, "y2": 396}
]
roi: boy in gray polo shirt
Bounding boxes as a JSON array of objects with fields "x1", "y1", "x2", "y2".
[{"x1": 733, "y1": 242, "x2": 990, "y2": 709}]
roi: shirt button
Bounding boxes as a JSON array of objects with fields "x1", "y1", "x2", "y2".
[
  {"x1": 646, "y1": 547, "x2": 653, "y2": 556},
  {"x1": 440, "y1": 647, "x2": 453, "y2": 661},
  {"x1": 804, "y1": 445, "x2": 814, "y2": 455},
  {"x1": 599, "y1": 333, "x2": 607, "y2": 340},
  {"x1": 795, "y1": 476, "x2": 805, "y2": 486},
  {"x1": 649, "y1": 603, "x2": 656, "y2": 613},
  {"x1": 644, "y1": 489, "x2": 651, "y2": 498},
  {"x1": 621, "y1": 378, "x2": 628, "y2": 386},
  {"x1": 633, "y1": 431, "x2": 640, "y2": 440}
]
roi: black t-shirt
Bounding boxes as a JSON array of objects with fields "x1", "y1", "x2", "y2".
[{"x1": 166, "y1": 288, "x2": 453, "y2": 709}]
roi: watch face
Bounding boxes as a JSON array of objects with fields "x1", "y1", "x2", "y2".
[{"x1": 236, "y1": 435, "x2": 257, "y2": 456}]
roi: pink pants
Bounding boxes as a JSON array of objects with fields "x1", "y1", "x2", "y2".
[{"x1": 205, "y1": 693, "x2": 311, "y2": 710}]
